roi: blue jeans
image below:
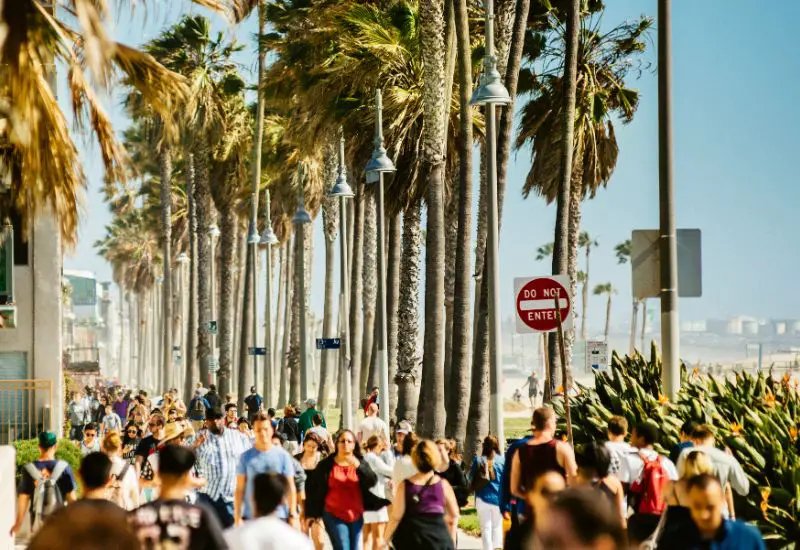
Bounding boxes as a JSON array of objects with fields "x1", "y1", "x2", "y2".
[
  {"x1": 197, "y1": 493, "x2": 234, "y2": 529},
  {"x1": 322, "y1": 511, "x2": 363, "y2": 550}
]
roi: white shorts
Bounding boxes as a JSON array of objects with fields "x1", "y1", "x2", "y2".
[{"x1": 363, "y1": 507, "x2": 389, "y2": 524}]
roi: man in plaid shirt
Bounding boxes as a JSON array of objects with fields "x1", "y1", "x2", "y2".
[{"x1": 191, "y1": 407, "x2": 252, "y2": 528}]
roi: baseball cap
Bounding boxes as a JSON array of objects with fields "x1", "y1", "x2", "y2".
[
  {"x1": 38, "y1": 431, "x2": 57, "y2": 449},
  {"x1": 396, "y1": 421, "x2": 412, "y2": 434}
]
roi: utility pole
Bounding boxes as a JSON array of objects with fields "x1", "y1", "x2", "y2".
[
  {"x1": 658, "y1": 0, "x2": 680, "y2": 400},
  {"x1": 260, "y1": 191, "x2": 278, "y2": 404}
]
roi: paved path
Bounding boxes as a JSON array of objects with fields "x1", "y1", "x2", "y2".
[{"x1": 457, "y1": 530, "x2": 482, "y2": 549}]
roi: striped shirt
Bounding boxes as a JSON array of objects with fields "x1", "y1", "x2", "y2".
[{"x1": 192, "y1": 427, "x2": 251, "y2": 502}]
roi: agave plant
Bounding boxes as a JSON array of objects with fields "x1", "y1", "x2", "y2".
[{"x1": 557, "y1": 345, "x2": 800, "y2": 548}]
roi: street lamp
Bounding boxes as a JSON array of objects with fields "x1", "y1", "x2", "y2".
[
  {"x1": 247, "y1": 220, "x2": 260, "y2": 390},
  {"x1": 259, "y1": 190, "x2": 279, "y2": 406},
  {"x1": 366, "y1": 89, "x2": 395, "y2": 427},
  {"x1": 330, "y1": 127, "x2": 355, "y2": 428},
  {"x1": 208, "y1": 223, "x2": 220, "y2": 384},
  {"x1": 176, "y1": 253, "x2": 190, "y2": 391},
  {"x1": 472, "y1": 0, "x2": 511, "y2": 444},
  {"x1": 293, "y1": 166, "x2": 312, "y2": 400}
]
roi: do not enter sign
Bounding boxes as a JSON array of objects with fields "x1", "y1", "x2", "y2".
[{"x1": 514, "y1": 275, "x2": 573, "y2": 333}]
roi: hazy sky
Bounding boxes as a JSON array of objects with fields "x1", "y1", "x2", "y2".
[{"x1": 64, "y1": 1, "x2": 800, "y2": 336}]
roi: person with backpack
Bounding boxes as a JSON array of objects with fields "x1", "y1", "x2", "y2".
[
  {"x1": 188, "y1": 388, "x2": 211, "y2": 431},
  {"x1": 278, "y1": 405, "x2": 302, "y2": 454},
  {"x1": 101, "y1": 431, "x2": 140, "y2": 510},
  {"x1": 469, "y1": 435, "x2": 505, "y2": 550},
  {"x1": 628, "y1": 422, "x2": 679, "y2": 544},
  {"x1": 12, "y1": 431, "x2": 77, "y2": 537}
]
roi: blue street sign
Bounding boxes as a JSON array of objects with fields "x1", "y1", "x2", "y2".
[
  {"x1": 316, "y1": 338, "x2": 341, "y2": 350},
  {"x1": 248, "y1": 347, "x2": 267, "y2": 356}
]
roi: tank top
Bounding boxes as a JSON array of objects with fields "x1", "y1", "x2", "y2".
[
  {"x1": 405, "y1": 477, "x2": 446, "y2": 516},
  {"x1": 518, "y1": 440, "x2": 565, "y2": 491},
  {"x1": 592, "y1": 478, "x2": 617, "y2": 510}
]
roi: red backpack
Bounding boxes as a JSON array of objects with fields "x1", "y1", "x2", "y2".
[{"x1": 630, "y1": 453, "x2": 668, "y2": 515}]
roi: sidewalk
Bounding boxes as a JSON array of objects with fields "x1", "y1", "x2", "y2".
[{"x1": 457, "y1": 529, "x2": 482, "y2": 549}]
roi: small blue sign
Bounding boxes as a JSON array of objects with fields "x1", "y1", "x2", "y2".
[
  {"x1": 248, "y1": 347, "x2": 267, "y2": 356},
  {"x1": 316, "y1": 338, "x2": 341, "y2": 350}
]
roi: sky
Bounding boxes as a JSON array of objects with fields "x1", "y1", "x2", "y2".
[{"x1": 63, "y1": 0, "x2": 800, "y2": 337}]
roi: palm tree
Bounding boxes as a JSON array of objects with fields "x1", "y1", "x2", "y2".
[
  {"x1": 578, "y1": 231, "x2": 598, "y2": 341},
  {"x1": 148, "y1": 15, "x2": 244, "y2": 391},
  {"x1": 318, "y1": 149, "x2": 339, "y2": 410},
  {"x1": 593, "y1": 283, "x2": 615, "y2": 341},
  {"x1": 536, "y1": 242, "x2": 554, "y2": 262},
  {"x1": 615, "y1": 238, "x2": 640, "y2": 353},
  {"x1": 517, "y1": 6, "x2": 652, "y2": 394}
]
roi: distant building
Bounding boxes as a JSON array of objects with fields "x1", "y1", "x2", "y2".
[{"x1": 681, "y1": 320, "x2": 707, "y2": 333}]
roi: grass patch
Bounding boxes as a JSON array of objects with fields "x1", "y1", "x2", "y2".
[
  {"x1": 504, "y1": 416, "x2": 532, "y2": 440},
  {"x1": 458, "y1": 506, "x2": 480, "y2": 537}
]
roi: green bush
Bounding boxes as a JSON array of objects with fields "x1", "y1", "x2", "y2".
[
  {"x1": 555, "y1": 345, "x2": 800, "y2": 549},
  {"x1": 12, "y1": 438, "x2": 82, "y2": 482}
]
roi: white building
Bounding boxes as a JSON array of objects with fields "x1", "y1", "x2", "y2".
[{"x1": 0, "y1": 214, "x2": 63, "y2": 437}]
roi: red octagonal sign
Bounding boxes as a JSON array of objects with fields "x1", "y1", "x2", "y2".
[{"x1": 514, "y1": 276, "x2": 572, "y2": 333}]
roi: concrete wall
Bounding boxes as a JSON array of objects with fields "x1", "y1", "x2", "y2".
[
  {"x1": 0, "y1": 213, "x2": 63, "y2": 436},
  {"x1": 0, "y1": 446, "x2": 14, "y2": 550}
]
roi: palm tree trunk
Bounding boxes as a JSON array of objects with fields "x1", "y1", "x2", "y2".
[
  {"x1": 418, "y1": 0, "x2": 448, "y2": 440},
  {"x1": 581, "y1": 245, "x2": 590, "y2": 341},
  {"x1": 289, "y1": 220, "x2": 304, "y2": 405},
  {"x1": 605, "y1": 294, "x2": 612, "y2": 341},
  {"x1": 217, "y1": 210, "x2": 237, "y2": 397},
  {"x1": 349, "y1": 179, "x2": 365, "y2": 414},
  {"x1": 171, "y1": 266, "x2": 181, "y2": 389},
  {"x1": 159, "y1": 147, "x2": 173, "y2": 392},
  {"x1": 640, "y1": 299, "x2": 648, "y2": 351},
  {"x1": 233, "y1": 226, "x2": 245, "y2": 387},
  {"x1": 238, "y1": 238, "x2": 255, "y2": 406},
  {"x1": 565, "y1": 172, "x2": 583, "y2": 385},
  {"x1": 184, "y1": 151, "x2": 197, "y2": 401},
  {"x1": 386, "y1": 212, "x2": 401, "y2": 421},
  {"x1": 445, "y1": 0, "x2": 474, "y2": 444},
  {"x1": 547, "y1": 0, "x2": 580, "y2": 400},
  {"x1": 194, "y1": 143, "x2": 213, "y2": 386},
  {"x1": 629, "y1": 300, "x2": 639, "y2": 354},
  {"x1": 361, "y1": 192, "x2": 377, "y2": 397},
  {"x1": 395, "y1": 201, "x2": 422, "y2": 424}
]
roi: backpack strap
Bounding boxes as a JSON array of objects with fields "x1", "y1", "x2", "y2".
[
  {"x1": 24, "y1": 462, "x2": 43, "y2": 481},
  {"x1": 117, "y1": 463, "x2": 130, "y2": 481},
  {"x1": 49, "y1": 460, "x2": 68, "y2": 482}
]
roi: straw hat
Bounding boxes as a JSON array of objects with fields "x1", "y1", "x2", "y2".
[{"x1": 161, "y1": 420, "x2": 194, "y2": 443}]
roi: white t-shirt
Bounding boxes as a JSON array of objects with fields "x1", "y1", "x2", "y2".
[
  {"x1": 604, "y1": 441, "x2": 640, "y2": 483},
  {"x1": 392, "y1": 455, "x2": 417, "y2": 495},
  {"x1": 359, "y1": 416, "x2": 389, "y2": 442},
  {"x1": 110, "y1": 455, "x2": 140, "y2": 510},
  {"x1": 225, "y1": 515, "x2": 313, "y2": 550}
]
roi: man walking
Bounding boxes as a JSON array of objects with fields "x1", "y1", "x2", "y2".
[
  {"x1": 192, "y1": 407, "x2": 251, "y2": 528},
  {"x1": 298, "y1": 398, "x2": 325, "y2": 436},
  {"x1": 12, "y1": 432, "x2": 77, "y2": 537},
  {"x1": 129, "y1": 445, "x2": 228, "y2": 549},
  {"x1": 603, "y1": 415, "x2": 639, "y2": 486},
  {"x1": 235, "y1": 412, "x2": 297, "y2": 527},
  {"x1": 244, "y1": 386, "x2": 263, "y2": 421},
  {"x1": 358, "y1": 402, "x2": 389, "y2": 443},
  {"x1": 67, "y1": 392, "x2": 87, "y2": 441},
  {"x1": 521, "y1": 371, "x2": 541, "y2": 408},
  {"x1": 677, "y1": 424, "x2": 749, "y2": 503},
  {"x1": 188, "y1": 388, "x2": 211, "y2": 432}
]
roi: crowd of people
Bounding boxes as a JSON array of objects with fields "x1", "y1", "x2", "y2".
[{"x1": 12, "y1": 382, "x2": 768, "y2": 550}]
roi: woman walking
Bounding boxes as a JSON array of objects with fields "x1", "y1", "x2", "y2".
[
  {"x1": 296, "y1": 432, "x2": 325, "y2": 550},
  {"x1": 121, "y1": 422, "x2": 141, "y2": 465},
  {"x1": 385, "y1": 440, "x2": 460, "y2": 550},
  {"x1": 437, "y1": 439, "x2": 469, "y2": 509},
  {"x1": 469, "y1": 435, "x2": 505, "y2": 550},
  {"x1": 305, "y1": 429, "x2": 388, "y2": 550},
  {"x1": 574, "y1": 441, "x2": 626, "y2": 527},
  {"x1": 101, "y1": 431, "x2": 140, "y2": 510},
  {"x1": 362, "y1": 435, "x2": 394, "y2": 550}
]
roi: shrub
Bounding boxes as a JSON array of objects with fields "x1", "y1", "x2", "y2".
[
  {"x1": 12, "y1": 438, "x2": 82, "y2": 482},
  {"x1": 555, "y1": 344, "x2": 800, "y2": 548}
]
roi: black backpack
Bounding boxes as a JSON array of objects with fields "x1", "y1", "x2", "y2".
[{"x1": 190, "y1": 397, "x2": 207, "y2": 419}]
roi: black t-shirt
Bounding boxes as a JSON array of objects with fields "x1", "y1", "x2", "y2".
[
  {"x1": 18, "y1": 460, "x2": 77, "y2": 497},
  {"x1": 205, "y1": 392, "x2": 221, "y2": 411},
  {"x1": 129, "y1": 499, "x2": 228, "y2": 550},
  {"x1": 135, "y1": 435, "x2": 161, "y2": 461}
]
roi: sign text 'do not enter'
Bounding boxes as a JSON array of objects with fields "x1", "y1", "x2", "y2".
[{"x1": 514, "y1": 276, "x2": 572, "y2": 333}]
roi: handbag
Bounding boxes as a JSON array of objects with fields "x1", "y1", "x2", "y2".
[
  {"x1": 639, "y1": 507, "x2": 669, "y2": 550},
  {"x1": 470, "y1": 457, "x2": 491, "y2": 493}
]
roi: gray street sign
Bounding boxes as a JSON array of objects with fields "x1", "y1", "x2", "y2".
[{"x1": 631, "y1": 229, "x2": 702, "y2": 300}]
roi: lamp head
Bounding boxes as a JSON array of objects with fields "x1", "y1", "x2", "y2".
[
  {"x1": 470, "y1": 57, "x2": 511, "y2": 106},
  {"x1": 259, "y1": 226, "x2": 279, "y2": 246}
]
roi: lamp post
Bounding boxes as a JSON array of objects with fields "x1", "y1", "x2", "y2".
[
  {"x1": 176, "y1": 253, "x2": 190, "y2": 392},
  {"x1": 293, "y1": 169, "x2": 312, "y2": 400},
  {"x1": 260, "y1": 191, "x2": 279, "y2": 405},
  {"x1": 208, "y1": 223, "x2": 221, "y2": 385},
  {"x1": 248, "y1": 222, "x2": 260, "y2": 391},
  {"x1": 472, "y1": 0, "x2": 512, "y2": 443},
  {"x1": 365, "y1": 89, "x2": 395, "y2": 427},
  {"x1": 330, "y1": 128, "x2": 355, "y2": 429},
  {"x1": 658, "y1": 0, "x2": 680, "y2": 400}
]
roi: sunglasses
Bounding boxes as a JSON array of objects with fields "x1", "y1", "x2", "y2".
[
  {"x1": 84, "y1": 432, "x2": 97, "y2": 437},
  {"x1": 148, "y1": 422, "x2": 160, "y2": 427},
  {"x1": 126, "y1": 430, "x2": 138, "y2": 434}
]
